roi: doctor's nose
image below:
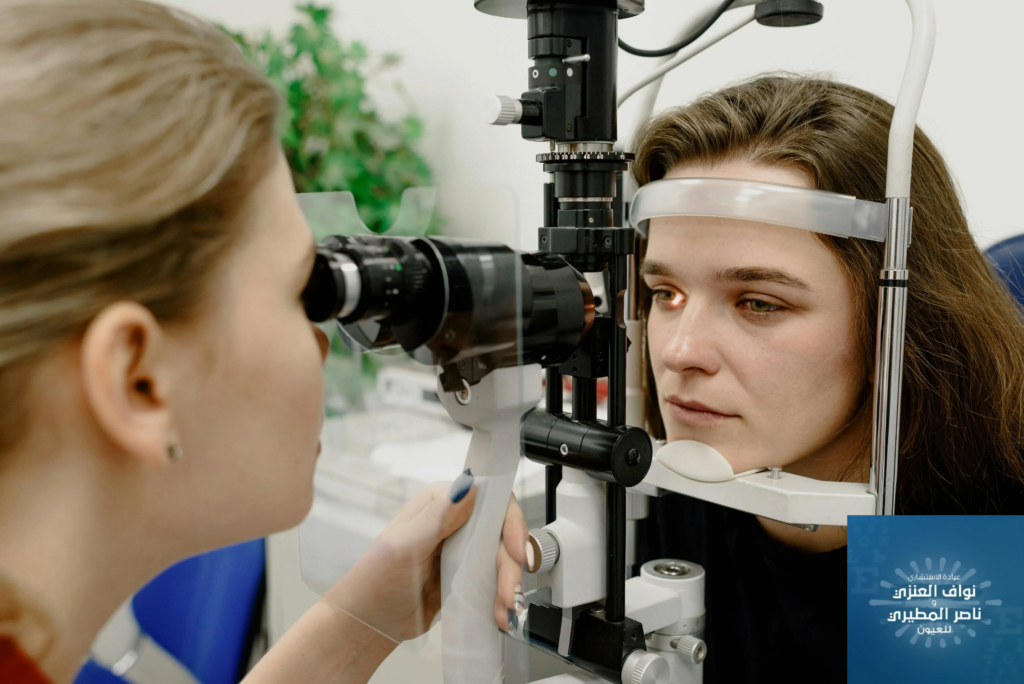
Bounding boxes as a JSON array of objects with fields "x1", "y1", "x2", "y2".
[{"x1": 313, "y1": 324, "x2": 330, "y2": 364}]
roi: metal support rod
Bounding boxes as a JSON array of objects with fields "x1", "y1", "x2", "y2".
[
  {"x1": 545, "y1": 465, "x2": 561, "y2": 525},
  {"x1": 572, "y1": 377, "x2": 597, "y2": 419},
  {"x1": 625, "y1": 242, "x2": 639, "y2": 322},
  {"x1": 606, "y1": 482, "x2": 626, "y2": 622},
  {"x1": 546, "y1": 365, "x2": 564, "y2": 524},
  {"x1": 543, "y1": 184, "x2": 560, "y2": 525},
  {"x1": 605, "y1": 247, "x2": 630, "y2": 624},
  {"x1": 870, "y1": 197, "x2": 912, "y2": 515},
  {"x1": 546, "y1": 365, "x2": 563, "y2": 415},
  {"x1": 608, "y1": 254, "x2": 628, "y2": 428}
]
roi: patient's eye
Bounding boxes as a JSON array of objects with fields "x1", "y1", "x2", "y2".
[
  {"x1": 651, "y1": 287, "x2": 685, "y2": 310},
  {"x1": 738, "y1": 297, "x2": 786, "y2": 320}
]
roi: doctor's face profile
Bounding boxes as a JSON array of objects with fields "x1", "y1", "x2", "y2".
[
  {"x1": 12, "y1": 149, "x2": 331, "y2": 552},
  {"x1": 643, "y1": 160, "x2": 870, "y2": 478},
  {"x1": 153, "y1": 150, "x2": 329, "y2": 544}
]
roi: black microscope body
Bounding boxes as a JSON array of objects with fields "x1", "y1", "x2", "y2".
[{"x1": 478, "y1": 1, "x2": 652, "y2": 679}]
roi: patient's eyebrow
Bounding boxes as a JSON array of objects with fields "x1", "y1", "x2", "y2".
[
  {"x1": 716, "y1": 266, "x2": 811, "y2": 290},
  {"x1": 639, "y1": 260, "x2": 675, "y2": 278},
  {"x1": 640, "y1": 260, "x2": 812, "y2": 291}
]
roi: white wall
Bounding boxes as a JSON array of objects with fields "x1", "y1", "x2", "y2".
[{"x1": 160, "y1": 0, "x2": 1024, "y2": 250}]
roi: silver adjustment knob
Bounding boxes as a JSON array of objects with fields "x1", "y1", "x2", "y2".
[
  {"x1": 484, "y1": 95, "x2": 522, "y2": 126},
  {"x1": 526, "y1": 528, "x2": 559, "y2": 573},
  {"x1": 621, "y1": 651, "x2": 670, "y2": 684},
  {"x1": 671, "y1": 635, "x2": 707, "y2": 664}
]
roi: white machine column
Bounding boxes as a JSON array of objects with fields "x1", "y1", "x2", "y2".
[{"x1": 537, "y1": 467, "x2": 607, "y2": 610}]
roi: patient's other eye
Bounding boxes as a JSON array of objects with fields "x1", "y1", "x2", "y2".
[{"x1": 737, "y1": 297, "x2": 786, "y2": 320}]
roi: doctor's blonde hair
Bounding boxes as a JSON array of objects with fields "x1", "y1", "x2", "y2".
[
  {"x1": 0, "y1": 0, "x2": 281, "y2": 453},
  {"x1": 633, "y1": 74, "x2": 1024, "y2": 514}
]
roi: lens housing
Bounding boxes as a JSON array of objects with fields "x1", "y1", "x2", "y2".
[
  {"x1": 303, "y1": 251, "x2": 361, "y2": 322},
  {"x1": 302, "y1": 234, "x2": 594, "y2": 390}
]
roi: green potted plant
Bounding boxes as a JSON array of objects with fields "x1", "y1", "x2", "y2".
[
  {"x1": 222, "y1": 3, "x2": 438, "y2": 413},
  {"x1": 221, "y1": 3, "x2": 436, "y2": 236}
]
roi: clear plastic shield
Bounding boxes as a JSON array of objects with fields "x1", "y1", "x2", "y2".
[{"x1": 295, "y1": 185, "x2": 587, "y2": 682}]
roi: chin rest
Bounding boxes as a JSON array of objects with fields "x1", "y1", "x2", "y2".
[
  {"x1": 639, "y1": 440, "x2": 875, "y2": 525},
  {"x1": 655, "y1": 440, "x2": 763, "y2": 482}
]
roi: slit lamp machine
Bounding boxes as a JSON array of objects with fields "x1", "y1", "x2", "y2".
[{"x1": 299, "y1": 1, "x2": 936, "y2": 681}]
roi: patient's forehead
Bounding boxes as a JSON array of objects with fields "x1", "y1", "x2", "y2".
[
  {"x1": 648, "y1": 218, "x2": 827, "y2": 270},
  {"x1": 649, "y1": 162, "x2": 833, "y2": 279},
  {"x1": 665, "y1": 160, "x2": 813, "y2": 189},
  {"x1": 646, "y1": 217, "x2": 848, "y2": 297}
]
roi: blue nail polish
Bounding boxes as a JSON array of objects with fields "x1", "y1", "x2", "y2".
[{"x1": 449, "y1": 468, "x2": 474, "y2": 503}]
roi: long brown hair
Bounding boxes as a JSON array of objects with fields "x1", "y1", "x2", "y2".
[
  {"x1": 632, "y1": 74, "x2": 1024, "y2": 514},
  {"x1": 0, "y1": 0, "x2": 281, "y2": 454}
]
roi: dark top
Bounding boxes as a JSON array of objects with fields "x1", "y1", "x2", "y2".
[{"x1": 636, "y1": 493, "x2": 845, "y2": 684}]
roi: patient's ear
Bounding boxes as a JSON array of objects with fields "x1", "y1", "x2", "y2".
[{"x1": 80, "y1": 302, "x2": 174, "y2": 469}]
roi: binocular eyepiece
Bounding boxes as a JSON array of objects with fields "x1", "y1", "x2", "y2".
[{"x1": 302, "y1": 234, "x2": 595, "y2": 391}]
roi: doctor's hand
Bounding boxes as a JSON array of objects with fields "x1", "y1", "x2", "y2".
[
  {"x1": 493, "y1": 492, "x2": 528, "y2": 632},
  {"x1": 324, "y1": 479, "x2": 480, "y2": 642},
  {"x1": 246, "y1": 481, "x2": 525, "y2": 684}
]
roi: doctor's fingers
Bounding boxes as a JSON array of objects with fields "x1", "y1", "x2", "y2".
[
  {"x1": 495, "y1": 539, "x2": 524, "y2": 628},
  {"x1": 393, "y1": 481, "x2": 449, "y2": 522},
  {"x1": 387, "y1": 481, "x2": 477, "y2": 560},
  {"x1": 495, "y1": 593, "x2": 511, "y2": 631},
  {"x1": 501, "y1": 493, "x2": 528, "y2": 565}
]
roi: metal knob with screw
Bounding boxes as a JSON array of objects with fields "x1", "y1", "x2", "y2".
[
  {"x1": 484, "y1": 95, "x2": 522, "y2": 126},
  {"x1": 671, "y1": 635, "x2": 707, "y2": 664},
  {"x1": 621, "y1": 651, "x2": 669, "y2": 684},
  {"x1": 454, "y1": 379, "x2": 472, "y2": 405},
  {"x1": 526, "y1": 528, "x2": 559, "y2": 574}
]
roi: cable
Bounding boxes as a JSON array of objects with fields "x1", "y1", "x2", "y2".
[
  {"x1": 618, "y1": 5, "x2": 756, "y2": 108},
  {"x1": 613, "y1": 6, "x2": 726, "y2": 154},
  {"x1": 618, "y1": 0, "x2": 736, "y2": 58}
]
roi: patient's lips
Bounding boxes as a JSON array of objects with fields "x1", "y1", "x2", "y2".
[{"x1": 665, "y1": 396, "x2": 738, "y2": 427}]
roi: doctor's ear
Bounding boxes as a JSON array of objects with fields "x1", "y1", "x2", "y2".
[{"x1": 80, "y1": 302, "x2": 176, "y2": 469}]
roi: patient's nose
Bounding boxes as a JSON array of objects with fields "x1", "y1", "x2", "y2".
[{"x1": 658, "y1": 303, "x2": 721, "y2": 376}]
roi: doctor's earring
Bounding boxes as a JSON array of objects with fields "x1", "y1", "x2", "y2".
[{"x1": 167, "y1": 443, "x2": 183, "y2": 462}]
